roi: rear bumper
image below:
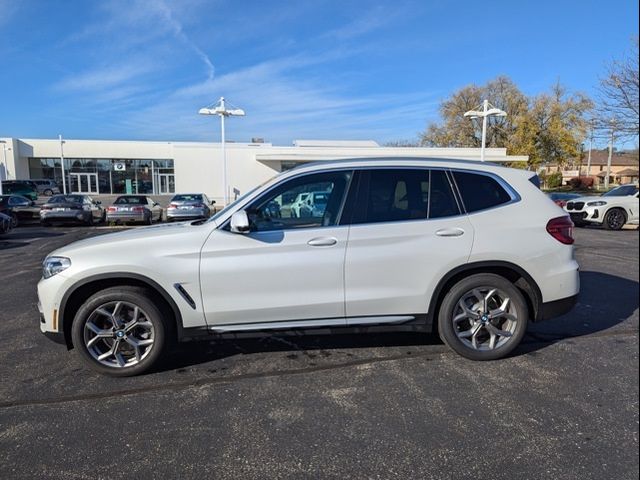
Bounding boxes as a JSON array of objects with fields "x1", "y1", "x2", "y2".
[
  {"x1": 540, "y1": 294, "x2": 578, "y2": 321},
  {"x1": 41, "y1": 211, "x2": 88, "y2": 222},
  {"x1": 106, "y1": 213, "x2": 147, "y2": 223}
]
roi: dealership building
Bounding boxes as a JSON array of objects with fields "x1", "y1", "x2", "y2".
[{"x1": 0, "y1": 137, "x2": 528, "y2": 204}]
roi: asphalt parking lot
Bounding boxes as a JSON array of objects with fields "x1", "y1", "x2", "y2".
[{"x1": 0, "y1": 225, "x2": 638, "y2": 479}]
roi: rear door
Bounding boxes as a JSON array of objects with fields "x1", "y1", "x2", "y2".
[{"x1": 344, "y1": 168, "x2": 474, "y2": 320}]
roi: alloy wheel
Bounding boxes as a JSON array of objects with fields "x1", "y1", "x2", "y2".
[
  {"x1": 452, "y1": 287, "x2": 518, "y2": 351},
  {"x1": 83, "y1": 301, "x2": 155, "y2": 368}
]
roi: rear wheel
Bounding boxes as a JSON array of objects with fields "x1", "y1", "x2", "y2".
[
  {"x1": 438, "y1": 274, "x2": 528, "y2": 361},
  {"x1": 603, "y1": 208, "x2": 626, "y2": 230},
  {"x1": 71, "y1": 286, "x2": 169, "y2": 376}
]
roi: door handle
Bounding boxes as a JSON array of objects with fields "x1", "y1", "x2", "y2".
[
  {"x1": 435, "y1": 228, "x2": 465, "y2": 237},
  {"x1": 307, "y1": 237, "x2": 338, "y2": 247}
]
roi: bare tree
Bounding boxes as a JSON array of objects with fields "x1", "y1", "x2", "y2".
[{"x1": 598, "y1": 38, "x2": 639, "y2": 137}]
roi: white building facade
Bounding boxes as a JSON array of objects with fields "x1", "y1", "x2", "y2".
[{"x1": 0, "y1": 137, "x2": 528, "y2": 204}]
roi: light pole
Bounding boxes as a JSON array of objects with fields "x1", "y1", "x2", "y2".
[
  {"x1": 198, "y1": 97, "x2": 245, "y2": 206},
  {"x1": 59, "y1": 134, "x2": 67, "y2": 195},
  {"x1": 0, "y1": 140, "x2": 10, "y2": 195},
  {"x1": 464, "y1": 99, "x2": 507, "y2": 161}
]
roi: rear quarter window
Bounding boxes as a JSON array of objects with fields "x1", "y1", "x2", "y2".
[{"x1": 453, "y1": 171, "x2": 513, "y2": 213}]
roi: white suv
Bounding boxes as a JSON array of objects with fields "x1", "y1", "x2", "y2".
[
  {"x1": 564, "y1": 184, "x2": 639, "y2": 230},
  {"x1": 38, "y1": 158, "x2": 579, "y2": 376}
]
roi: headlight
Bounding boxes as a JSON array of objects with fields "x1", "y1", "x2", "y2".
[
  {"x1": 587, "y1": 201, "x2": 607, "y2": 206},
  {"x1": 42, "y1": 256, "x2": 71, "y2": 279}
]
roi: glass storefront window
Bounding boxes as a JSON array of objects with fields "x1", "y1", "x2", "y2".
[{"x1": 28, "y1": 158, "x2": 175, "y2": 194}]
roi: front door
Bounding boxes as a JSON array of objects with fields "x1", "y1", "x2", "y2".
[
  {"x1": 70, "y1": 173, "x2": 98, "y2": 194},
  {"x1": 199, "y1": 170, "x2": 353, "y2": 326},
  {"x1": 344, "y1": 168, "x2": 474, "y2": 320}
]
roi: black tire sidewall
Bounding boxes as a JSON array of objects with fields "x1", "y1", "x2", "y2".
[
  {"x1": 438, "y1": 273, "x2": 529, "y2": 361},
  {"x1": 71, "y1": 287, "x2": 168, "y2": 376},
  {"x1": 604, "y1": 208, "x2": 626, "y2": 230}
]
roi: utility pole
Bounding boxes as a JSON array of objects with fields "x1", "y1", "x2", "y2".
[
  {"x1": 605, "y1": 120, "x2": 615, "y2": 190},
  {"x1": 586, "y1": 122, "x2": 593, "y2": 177}
]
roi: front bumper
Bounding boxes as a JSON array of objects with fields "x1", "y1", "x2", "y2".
[{"x1": 565, "y1": 207, "x2": 602, "y2": 224}]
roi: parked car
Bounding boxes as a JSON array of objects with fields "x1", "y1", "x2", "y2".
[
  {"x1": 1, "y1": 181, "x2": 38, "y2": 201},
  {"x1": 0, "y1": 194, "x2": 41, "y2": 226},
  {"x1": 289, "y1": 192, "x2": 310, "y2": 217},
  {"x1": 0, "y1": 212, "x2": 12, "y2": 235},
  {"x1": 38, "y1": 158, "x2": 579, "y2": 376},
  {"x1": 166, "y1": 193, "x2": 214, "y2": 222},
  {"x1": 564, "y1": 183, "x2": 639, "y2": 230},
  {"x1": 547, "y1": 192, "x2": 580, "y2": 208},
  {"x1": 106, "y1": 195, "x2": 163, "y2": 225},
  {"x1": 40, "y1": 195, "x2": 105, "y2": 226},
  {"x1": 30, "y1": 179, "x2": 61, "y2": 196}
]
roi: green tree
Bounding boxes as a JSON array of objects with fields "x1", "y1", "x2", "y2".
[{"x1": 421, "y1": 77, "x2": 593, "y2": 168}]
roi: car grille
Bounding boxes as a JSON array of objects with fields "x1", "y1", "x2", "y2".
[{"x1": 566, "y1": 202, "x2": 584, "y2": 211}]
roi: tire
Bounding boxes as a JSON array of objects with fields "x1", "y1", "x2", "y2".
[
  {"x1": 86, "y1": 214, "x2": 94, "y2": 226},
  {"x1": 71, "y1": 286, "x2": 170, "y2": 377},
  {"x1": 146, "y1": 214, "x2": 153, "y2": 225},
  {"x1": 10, "y1": 213, "x2": 18, "y2": 228},
  {"x1": 603, "y1": 208, "x2": 627, "y2": 231},
  {"x1": 438, "y1": 273, "x2": 529, "y2": 361},
  {"x1": 44, "y1": 189, "x2": 53, "y2": 196}
]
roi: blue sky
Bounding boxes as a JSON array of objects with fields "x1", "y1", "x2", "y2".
[{"x1": 0, "y1": 0, "x2": 637, "y2": 146}]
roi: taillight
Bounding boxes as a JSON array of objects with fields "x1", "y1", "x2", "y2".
[
  {"x1": 107, "y1": 207, "x2": 116, "y2": 212},
  {"x1": 169, "y1": 203, "x2": 178, "y2": 208},
  {"x1": 546, "y1": 216, "x2": 574, "y2": 245},
  {"x1": 41, "y1": 206, "x2": 51, "y2": 210},
  {"x1": 132, "y1": 206, "x2": 145, "y2": 212}
]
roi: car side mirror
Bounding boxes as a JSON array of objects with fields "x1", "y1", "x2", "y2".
[
  {"x1": 210, "y1": 200, "x2": 216, "y2": 205},
  {"x1": 154, "y1": 202, "x2": 159, "y2": 206},
  {"x1": 230, "y1": 210, "x2": 250, "y2": 234},
  {"x1": 95, "y1": 201, "x2": 102, "y2": 205}
]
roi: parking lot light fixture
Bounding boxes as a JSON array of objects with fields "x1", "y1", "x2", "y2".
[
  {"x1": 464, "y1": 99, "x2": 507, "y2": 162},
  {"x1": 198, "y1": 97, "x2": 245, "y2": 206}
]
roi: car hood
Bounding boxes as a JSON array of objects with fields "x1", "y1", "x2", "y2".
[
  {"x1": 50, "y1": 220, "x2": 216, "y2": 258},
  {"x1": 567, "y1": 196, "x2": 603, "y2": 203}
]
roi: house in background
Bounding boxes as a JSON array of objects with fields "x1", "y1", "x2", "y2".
[{"x1": 542, "y1": 149, "x2": 639, "y2": 187}]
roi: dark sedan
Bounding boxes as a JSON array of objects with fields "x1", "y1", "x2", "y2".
[
  {"x1": 106, "y1": 195, "x2": 163, "y2": 225},
  {"x1": 0, "y1": 195, "x2": 41, "y2": 227},
  {"x1": 547, "y1": 192, "x2": 581, "y2": 208},
  {"x1": 40, "y1": 195, "x2": 105, "y2": 226}
]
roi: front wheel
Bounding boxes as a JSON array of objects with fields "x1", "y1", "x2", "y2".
[
  {"x1": 438, "y1": 273, "x2": 528, "y2": 361},
  {"x1": 71, "y1": 286, "x2": 169, "y2": 376},
  {"x1": 603, "y1": 208, "x2": 627, "y2": 230}
]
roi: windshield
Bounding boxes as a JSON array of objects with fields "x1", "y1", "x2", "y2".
[
  {"x1": 49, "y1": 195, "x2": 83, "y2": 203},
  {"x1": 603, "y1": 185, "x2": 639, "y2": 197},
  {"x1": 114, "y1": 196, "x2": 146, "y2": 204}
]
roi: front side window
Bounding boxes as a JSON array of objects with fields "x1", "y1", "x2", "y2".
[
  {"x1": 245, "y1": 171, "x2": 352, "y2": 232},
  {"x1": 452, "y1": 171, "x2": 513, "y2": 213},
  {"x1": 351, "y1": 169, "x2": 460, "y2": 225}
]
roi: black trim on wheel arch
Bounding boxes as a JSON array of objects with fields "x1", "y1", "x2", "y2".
[
  {"x1": 43, "y1": 330, "x2": 67, "y2": 345},
  {"x1": 540, "y1": 294, "x2": 578, "y2": 320},
  {"x1": 427, "y1": 261, "x2": 544, "y2": 324},
  {"x1": 58, "y1": 272, "x2": 186, "y2": 348}
]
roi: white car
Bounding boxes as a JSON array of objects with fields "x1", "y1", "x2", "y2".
[
  {"x1": 38, "y1": 158, "x2": 580, "y2": 376},
  {"x1": 564, "y1": 184, "x2": 639, "y2": 230}
]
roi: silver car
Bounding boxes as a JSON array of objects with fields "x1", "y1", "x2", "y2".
[
  {"x1": 106, "y1": 195, "x2": 163, "y2": 225},
  {"x1": 31, "y1": 179, "x2": 61, "y2": 196},
  {"x1": 166, "y1": 193, "x2": 214, "y2": 222}
]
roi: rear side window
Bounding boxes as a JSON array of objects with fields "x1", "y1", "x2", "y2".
[
  {"x1": 350, "y1": 169, "x2": 460, "y2": 225},
  {"x1": 453, "y1": 171, "x2": 513, "y2": 213}
]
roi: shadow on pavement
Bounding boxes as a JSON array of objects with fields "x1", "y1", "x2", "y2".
[
  {"x1": 520, "y1": 270, "x2": 638, "y2": 353},
  {"x1": 159, "y1": 270, "x2": 638, "y2": 372},
  {"x1": 0, "y1": 240, "x2": 30, "y2": 250}
]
